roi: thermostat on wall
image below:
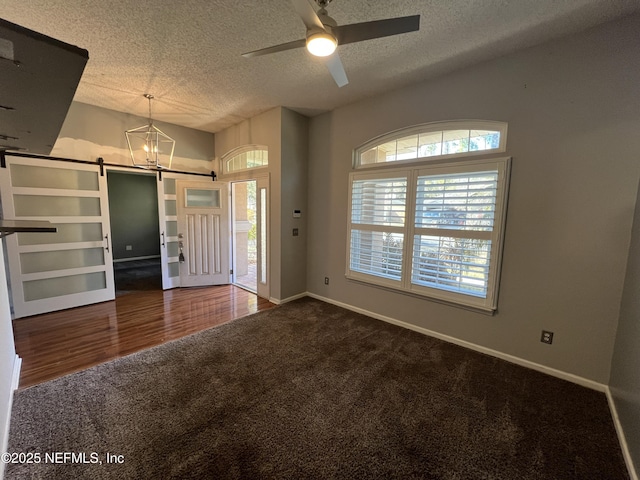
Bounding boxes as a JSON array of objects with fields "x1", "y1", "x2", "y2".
[{"x1": 293, "y1": 209, "x2": 301, "y2": 218}]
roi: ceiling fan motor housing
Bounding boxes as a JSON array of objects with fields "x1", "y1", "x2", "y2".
[{"x1": 317, "y1": 11, "x2": 337, "y2": 31}]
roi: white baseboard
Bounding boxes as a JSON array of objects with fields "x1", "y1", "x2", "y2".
[
  {"x1": 1, "y1": 354, "x2": 21, "y2": 480},
  {"x1": 269, "y1": 292, "x2": 307, "y2": 305},
  {"x1": 306, "y1": 292, "x2": 606, "y2": 392},
  {"x1": 606, "y1": 387, "x2": 639, "y2": 480},
  {"x1": 11, "y1": 356, "x2": 21, "y2": 392}
]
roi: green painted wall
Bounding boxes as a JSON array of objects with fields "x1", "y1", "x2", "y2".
[{"x1": 107, "y1": 171, "x2": 160, "y2": 260}]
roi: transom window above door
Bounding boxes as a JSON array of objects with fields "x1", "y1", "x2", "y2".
[{"x1": 223, "y1": 145, "x2": 268, "y2": 174}]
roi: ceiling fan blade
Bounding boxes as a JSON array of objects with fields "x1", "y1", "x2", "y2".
[
  {"x1": 333, "y1": 15, "x2": 420, "y2": 45},
  {"x1": 291, "y1": 0, "x2": 325, "y2": 31},
  {"x1": 242, "y1": 38, "x2": 307, "y2": 58},
  {"x1": 324, "y1": 53, "x2": 348, "y2": 88}
]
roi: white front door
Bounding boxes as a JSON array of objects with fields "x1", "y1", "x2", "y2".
[
  {"x1": 177, "y1": 180, "x2": 230, "y2": 287},
  {"x1": 0, "y1": 155, "x2": 115, "y2": 318}
]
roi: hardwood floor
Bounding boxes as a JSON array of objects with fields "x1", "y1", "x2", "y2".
[{"x1": 12, "y1": 285, "x2": 276, "y2": 389}]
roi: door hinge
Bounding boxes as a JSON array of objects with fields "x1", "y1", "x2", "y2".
[{"x1": 230, "y1": 269, "x2": 233, "y2": 275}]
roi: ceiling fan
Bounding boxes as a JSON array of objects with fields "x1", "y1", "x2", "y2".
[{"x1": 242, "y1": 0, "x2": 420, "y2": 88}]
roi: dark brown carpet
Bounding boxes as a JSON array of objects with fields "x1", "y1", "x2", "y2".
[{"x1": 5, "y1": 298, "x2": 628, "y2": 479}]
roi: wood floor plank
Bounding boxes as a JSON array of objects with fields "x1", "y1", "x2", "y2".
[{"x1": 12, "y1": 285, "x2": 276, "y2": 389}]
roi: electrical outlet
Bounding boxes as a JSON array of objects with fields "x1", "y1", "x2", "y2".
[
  {"x1": 541, "y1": 330, "x2": 554, "y2": 345},
  {"x1": 324, "y1": 277, "x2": 329, "y2": 285},
  {"x1": 125, "y1": 245, "x2": 132, "y2": 251},
  {"x1": 293, "y1": 228, "x2": 299, "y2": 236}
]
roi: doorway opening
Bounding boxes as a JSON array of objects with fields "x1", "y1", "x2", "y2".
[
  {"x1": 232, "y1": 180, "x2": 258, "y2": 292},
  {"x1": 107, "y1": 171, "x2": 162, "y2": 296}
]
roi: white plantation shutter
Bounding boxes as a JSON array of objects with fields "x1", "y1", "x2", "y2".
[
  {"x1": 412, "y1": 170, "x2": 499, "y2": 299},
  {"x1": 348, "y1": 174, "x2": 408, "y2": 286},
  {"x1": 414, "y1": 172, "x2": 498, "y2": 231},
  {"x1": 350, "y1": 230, "x2": 404, "y2": 281},
  {"x1": 347, "y1": 158, "x2": 510, "y2": 311},
  {"x1": 351, "y1": 177, "x2": 407, "y2": 226}
]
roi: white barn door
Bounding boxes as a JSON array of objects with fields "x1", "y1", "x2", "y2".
[
  {"x1": 157, "y1": 175, "x2": 181, "y2": 290},
  {"x1": 0, "y1": 155, "x2": 115, "y2": 318}
]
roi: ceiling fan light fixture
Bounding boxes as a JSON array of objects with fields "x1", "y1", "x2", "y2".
[{"x1": 306, "y1": 31, "x2": 337, "y2": 57}]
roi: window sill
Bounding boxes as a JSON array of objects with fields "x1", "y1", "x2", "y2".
[{"x1": 345, "y1": 274, "x2": 497, "y2": 316}]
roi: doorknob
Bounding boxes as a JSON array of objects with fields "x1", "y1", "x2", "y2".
[{"x1": 178, "y1": 240, "x2": 185, "y2": 263}]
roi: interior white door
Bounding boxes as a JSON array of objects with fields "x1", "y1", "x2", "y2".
[
  {"x1": 0, "y1": 155, "x2": 115, "y2": 318},
  {"x1": 177, "y1": 180, "x2": 230, "y2": 287},
  {"x1": 157, "y1": 174, "x2": 181, "y2": 289}
]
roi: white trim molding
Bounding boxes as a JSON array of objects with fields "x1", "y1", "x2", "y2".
[
  {"x1": 269, "y1": 292, "x2": 307, "y2": 305},
  {"x1": 606, "y1": 387, "x2": 639, "y2": 480},
  {"x1": 1, "y1": 354, "x2": 22, "y2": 480}
]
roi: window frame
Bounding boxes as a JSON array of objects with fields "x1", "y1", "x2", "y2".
[
  {"x1": 353, "y1": 120, "x2": 508, "y2": 169},
  {"x1": 222, "y1": 144, "x2": 269, "y2": 175},
  {"x1": 347, "y1": 154, "x2": 511, "y2": 313}
]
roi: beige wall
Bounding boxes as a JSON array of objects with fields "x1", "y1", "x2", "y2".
[
  {"x1": 215, "y1": 107, "x2": 309, "y2": 302},
  {"x1": 280, "y1": 109, "x2": 309, "y2": 300},
  {"x1": 215, "y1": 107, "x2": 282, "y2": 299},
  {"x1": 53, "y1": 102, "x2": 215, "y2": 173},
  {"x1": 306, "y1": 14, "x2": 640, "y2": 384}
]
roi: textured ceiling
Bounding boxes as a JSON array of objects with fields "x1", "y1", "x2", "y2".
[{"x1": 2, "y1": 0, "x2": 639, "y2": 133}]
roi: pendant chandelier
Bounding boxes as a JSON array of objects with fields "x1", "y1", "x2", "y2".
[{"x1": 125, "y1": 93, "x2": 175, "y2": 169}]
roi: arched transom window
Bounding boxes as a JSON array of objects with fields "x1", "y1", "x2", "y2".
[
  {"x1": 355, "y1": 120, "x2": 507, "y2": 168},
  {"x1": 223, "y1": 145, "x2": 268, "y2": 174}
]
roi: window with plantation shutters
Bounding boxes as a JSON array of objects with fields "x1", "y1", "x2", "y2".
[
  {"x1": 348, "y1": 121, "x2": 510, "y2": 312},
  {"x1": 411, "y1": 167, "x2": 501, "y2": 302},
  {"x1": 349, "y1": 175, "x2": 407, "y2": 284}
]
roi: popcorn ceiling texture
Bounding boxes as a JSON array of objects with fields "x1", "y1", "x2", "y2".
[
  {"x1": 6, "y1": 298, "x2": 628, "y2": 479},
  {"x1": 1, "y1": 0, "x2": 639, "y2": 133}
]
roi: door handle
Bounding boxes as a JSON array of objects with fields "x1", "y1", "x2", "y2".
[
  {"x1": 161, "y1": 231, "x2": 165, "y2": 247},
  {"x1": 104, "y1": 234, "x2": 110, "y2": 253},
  {"x1": 178, "y1": 240, "x2": 185, "y2": 263}
]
